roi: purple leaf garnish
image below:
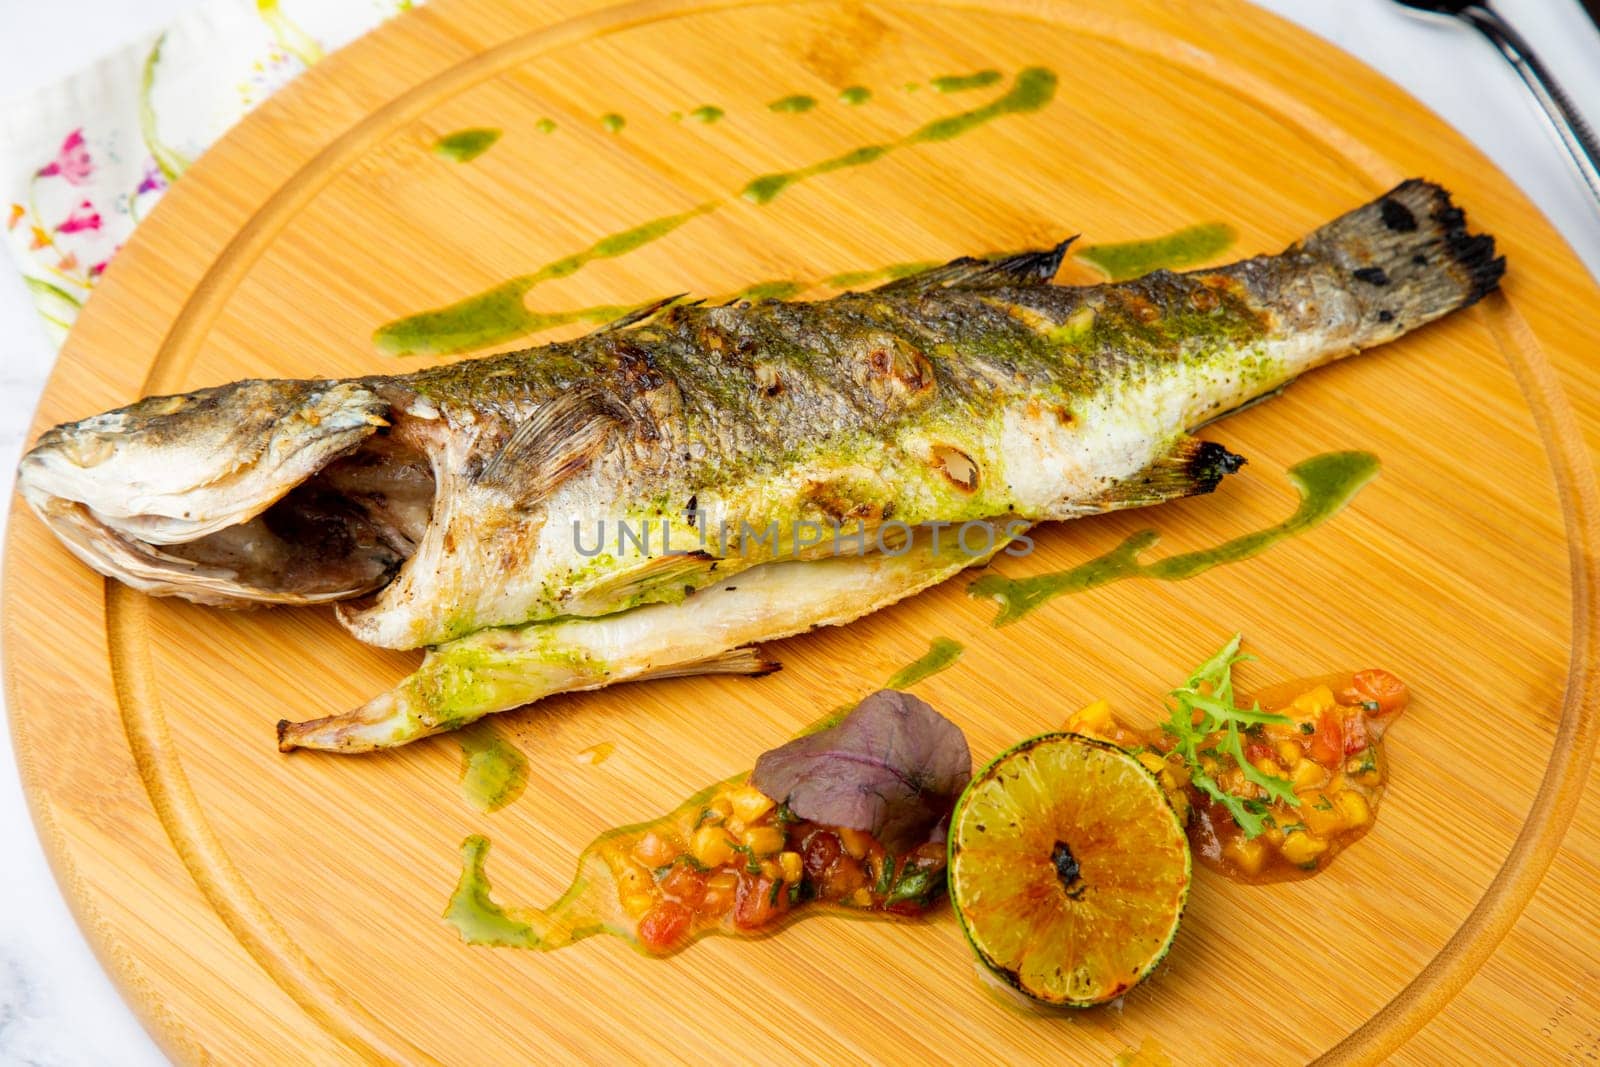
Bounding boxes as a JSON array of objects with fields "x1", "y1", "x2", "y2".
[{"x1": 751, "y1": 690, "x2": 971, "y2": 853}]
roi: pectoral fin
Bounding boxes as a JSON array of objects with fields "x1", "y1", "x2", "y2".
[
  {"x1": 1060, "y1": 437, "x2": 1245, "y2": 517},
  {"x1": 477, "y1": 389, "x2": 626, "y2": 505}
]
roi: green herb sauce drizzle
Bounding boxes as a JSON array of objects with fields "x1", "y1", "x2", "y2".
[
  {"x1": 768, "y1": 94, "x2": 817, "y2": 113},
  {"x1": 1075, "y1": 222, "x2": 1238, "y2": 281},
  {"x1": 886, "y1": 637, "x2": 965, "y2": 689},
  {"x1": 741, "y1": 67, "x2": 1056, "y2": 204},
  {"x1": 457, "y1": 727, "x2": 529, "y2": 813},
  {"x1": 930, "y1": 69, "x2": 1002, "y2": 93},
  {"x1": 969, "y1": 452, "x2": 1380, "y2": 627},
  {"x1": 432, "y1": 128, "x2": 502, "y2": 163},
  {"x1": 374, "y1": 70, "x2": 1057, "y2": 356}
]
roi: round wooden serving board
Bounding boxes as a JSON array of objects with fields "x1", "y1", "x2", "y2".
[{"x1": 6, "y1": 0, "x2": 1600, "y2": 1062}]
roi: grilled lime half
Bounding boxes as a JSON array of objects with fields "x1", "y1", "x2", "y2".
[{"x1": 948, "y1": 732, "x2": 1191, "y2": 1007}]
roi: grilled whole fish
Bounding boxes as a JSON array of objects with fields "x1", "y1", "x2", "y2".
[{"x1": 21, "y1": 180, "x2": 1500, "y2": 739}]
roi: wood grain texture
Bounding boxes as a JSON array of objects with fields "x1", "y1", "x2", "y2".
[{"x1": 4, "y1": 0, "x2": 1600, "y2": 1062}]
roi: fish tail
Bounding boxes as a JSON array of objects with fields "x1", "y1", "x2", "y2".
[{"x1": 1297, "y1": 178, "x2": 1504, "y2": 343}]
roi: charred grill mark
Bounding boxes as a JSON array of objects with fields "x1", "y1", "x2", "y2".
[
  {"x1": 931, "y1": 444, "x2": 980, "y2": 492},
  {"x1": 858, "y1": 336, "x2": 936, "y2": 408},
  {"x1": 613, "y1": 339, "x2": 665, "y2": 392},
  {"x1": 804, "y1": 479, "x2": 883, "y2": 522},
  {"x1": 1379, "y1": 197, "x2": 1419, "y2": 233},
  {"x1": 755, "y1": 363, "x2": 784, "y2": 396}
]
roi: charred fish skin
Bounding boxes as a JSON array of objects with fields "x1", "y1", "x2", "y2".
[{"x1": 17, "y1": 180, "x2": 1503, "y2": 649}]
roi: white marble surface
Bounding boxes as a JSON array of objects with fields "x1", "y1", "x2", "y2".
[{"x1": 0, "y1": 0, "x2": 1597, "y2": 1063}]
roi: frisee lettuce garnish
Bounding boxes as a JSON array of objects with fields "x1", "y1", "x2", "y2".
[{"x1": 1162, "y1": 635, "x2": 1297, "y2": 838}]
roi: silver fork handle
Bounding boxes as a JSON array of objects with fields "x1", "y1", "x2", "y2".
[{"x1": 1463, "y1": 3, "x2": 1600, "y2": 211}]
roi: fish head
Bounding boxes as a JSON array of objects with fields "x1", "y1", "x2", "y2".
[{"x1": 16, "y1": 378, "x2": 427, "y2": 605}]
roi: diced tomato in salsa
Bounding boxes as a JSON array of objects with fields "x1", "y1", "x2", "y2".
[
  {"x1": 637, "y1": 901, "x2": 693, "y2": 953},
  {"x1": 602, "y1": 782, "x2": 947, "y2": 953},
  {"x1": 1064, "y1": 669, "x2": 1409, "y2": 884}
]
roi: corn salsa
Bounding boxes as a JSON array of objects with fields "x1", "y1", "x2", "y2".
[
  {"x1": 1064, "y1": 669, "x2": 1409, "y2": 882},
  {"x1": 602, "y1": 780, "x2": 948, "y2": 953}
]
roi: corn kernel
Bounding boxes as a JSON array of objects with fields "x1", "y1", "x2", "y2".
[
  {"x1": 1275, "y1": 740, "x2": 1304, "y2": 766},
  {"x1": 616, "y1": 862, "x2": 652, "y2": 895},
  {"x1": 622, "y1": 892, "x2": 656, "y2": 918},
  {"x1": 726, "y1": 817, "x2": 746, "y2": 836},
  {"x1": 707, "y1": 797, "x2": 733, "y2": 821},
  {"x1": 778, "y1": 851, "x2": 803, "y2": 883},
  {"x1": 1067, "y1": 699, "x2": 1114, "y2": 734},
  {"x1": 1279, "y1": 830, "x2": 1328, "y2": 866},
  {"x1": 1291, "y1": 685, "x2": 1336, "y2": 718},
  {"x1": 759, "y1": 859, "x2": 783, "y2": 881},
  {"x1": 1222, "y1": 835, "x2": 1268, "y2": 876},
  {"x1": 1335, "y1": 790, "x2": 1371, "y2": 828},
  {"x1": 691, "y1": 826, "x2": 735, "y2": 868},
  {"x1": 849, "y1": 888, "x2": 873, "y2": 907},
  {"x1": 1253, "y1": 756, "x2": 1286, "y2": 779},
  {"x1": 741, "y1": 825, "x2": 786, "y2": 857},
  {"x1": 1299, "y1": 791, "x2": 1346, "y2": 837},
  {"x1": 1137, "y1": 751, "x2": 1167, "y2": 774},
  {"x1": 1262, "y1": 825, "x2": 1285, "y2": 847},
  {"x1": 727, "y1": 785, "x2": 776, "y2": 824},
  {"x1": 1292, "y1": 759, "x2": 1328, "y2": 791},
  {"x1": 838, "y1": 827, "x2": 873, "y2": 860}
]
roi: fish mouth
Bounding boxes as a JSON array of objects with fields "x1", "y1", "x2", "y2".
[{"x1": 16, "y1": 380, "x2": 440, "y2": 607}]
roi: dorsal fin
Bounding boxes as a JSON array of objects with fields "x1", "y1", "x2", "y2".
[
  {"x1": 592, "y1": 294, "x2": 686, "y2": 334},
  {"x1": 476, "y1": 389, "x2": 626, "y2": 506},
  {"x1": 873, "y1": 239, "x2": 1076, "y2": 293}
]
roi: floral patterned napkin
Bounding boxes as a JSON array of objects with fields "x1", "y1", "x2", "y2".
[{"x1": 0, "y1": 0, "x2": 419, "y2": 347}]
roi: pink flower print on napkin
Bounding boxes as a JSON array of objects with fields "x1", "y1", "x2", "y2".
[
  {"x1": 89, "y1": 247, "x2": 120, "y2": 278},
  {"x1": 37, "y1": 129, "x2": 93, "y2": 185},
  {"x1": 136, "y1": 163, "x2": 167, "y2": 197},
  {"x1": 56, "y1": 201, "x2": 102, "y2": 235}
]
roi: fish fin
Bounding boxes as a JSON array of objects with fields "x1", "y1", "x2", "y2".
[
  {"x1": 593, "y1": 294, "x2": 686, "y2": 333},
  {"x1": 567, "y1": 549, "x2": 722, "y2": 613},
  {"x1": 631, "y1": 646, "x2": 781, "y2": 681},
  {"x1": 874, "y1": 239, "x2": 1075, "y2": 292},
  {"x1": 276, "y1": 645, "x2": 779, "y2": 753},
  {"x1": 278, "y1": 689, "x2": 427, "y2": 753},
  {"x1": 1293, "y1": 178, "x2": 1504, "y2": 343},
  {"x1": 477, "y1": 390, "x2": 623, "y2": 503},
  {"x1": 1070, "y1": 437, "x2": 1245, "y2": 515}
]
